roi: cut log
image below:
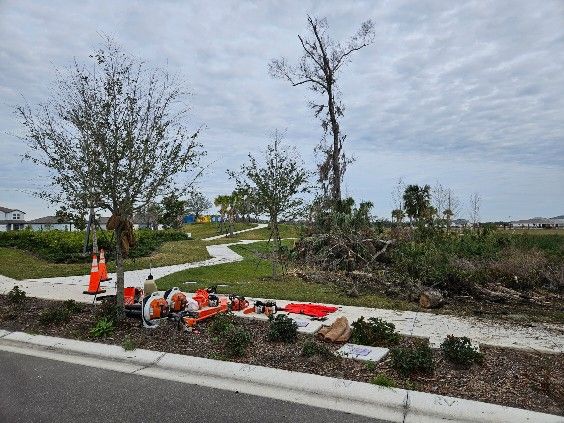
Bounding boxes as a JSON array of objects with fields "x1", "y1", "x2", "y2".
[{"x1": 420, "y1": 289, "x2": 443, "y2": 309}]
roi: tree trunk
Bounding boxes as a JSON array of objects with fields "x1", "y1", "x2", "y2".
[
  {"x1": 271, "y1": 217, "x2": 281, "y2": 279},
  {"x1": 92, "y1": 226, "x2": 98, "y2": 254},
  {"x1": 327, "y1": 85, "x2": 341, "y2": 204},
  {"x1": 115, "y1": 225, "x2": 124, "y2": 309}
]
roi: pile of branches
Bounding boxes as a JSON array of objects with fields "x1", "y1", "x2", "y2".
[{"x1": 293, "y1": 231, "x2": 393, "y2": 272}]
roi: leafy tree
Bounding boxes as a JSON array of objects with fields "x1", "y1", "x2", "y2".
[
  {"x1": 391, "y1": 208, "x2": 405, "y2": 225},
  {"x1": 229, "y1": 130, "x2": 310, "y2": 277},
  {"x1": 159, "y1": 194, "x2": 186, "y2": 229},
  {"x1": 269, "y1": 16, "x2": 374, "y2": 207},
  {"x1": 403, "y1": 184, "x2": 431, "y2": 225},
  {"x1": 185, "y1": 191, "x2": 212, "y2": 221},
  {"x1": 17, "y1": 40, "x2": 204, "y2": 309},
  {"x1": 213, "y1": 194, "x2": 229, "y2": 234},
  {"x1": 134, "y1": 202, "x2": 162, "y2": 230},
  {"x1": 55, "y1": 207, "x2": 86, "y2": 230}
]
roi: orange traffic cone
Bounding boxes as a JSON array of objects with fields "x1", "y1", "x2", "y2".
[
  {"x1": 83, "y1": 254, "x2": 106, "y2": 295},
  {"x1": 98, "y1": 249, "x2": 111, "y2": 282}
]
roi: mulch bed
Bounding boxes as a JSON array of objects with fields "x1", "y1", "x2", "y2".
[{"x1": 1, "y1": 295, "x2": 562, "y2": 416}]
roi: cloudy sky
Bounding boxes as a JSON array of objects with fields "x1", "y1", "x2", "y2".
[{"x1": 1, "y1": 0, "x2": 563, "y2": 221}]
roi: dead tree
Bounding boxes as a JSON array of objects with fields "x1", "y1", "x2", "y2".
[{"x1": 269, "y1": 16, "x2": 374, "y2": 206}]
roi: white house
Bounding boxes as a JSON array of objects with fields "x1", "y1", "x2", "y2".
[
  {"x1": 26, "y1": 216, "x2": 77, "y2": 232},
  {"x1": 0, "y1": 206, "x2": 27, "y2": 231}
]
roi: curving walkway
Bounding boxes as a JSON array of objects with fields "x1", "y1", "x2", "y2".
[{"x1": 201, "y1": 223, "x2": 268, "y2": 241}]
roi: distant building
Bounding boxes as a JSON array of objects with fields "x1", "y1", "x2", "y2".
[
  {"x1": 0, "y1": 206, "x2": 27, "y2": 231},
  {"x1": 27, "y1": 216, "x2": 77, "y2": 231},
  {"x1": 511, "y1": 217, "x2": 564, "y2": 229}
]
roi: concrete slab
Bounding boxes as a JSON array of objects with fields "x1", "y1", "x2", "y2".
[{"x1": 336, "y1": 343, "x2": 389, "y2": 362}]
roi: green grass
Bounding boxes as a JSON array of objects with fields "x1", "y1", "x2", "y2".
[
  {"x1": 182, "y1": 222, "x2": 257, "y2": 240},
  {"x1": 229, "y1": 223, "x2": 302, "y2": 240},
  {"x1": 157, "y1": 241, "x2": 413, "y2": 311},
  {"x1": 0, "y1": 240, "x2": 210, "y2": 280}
]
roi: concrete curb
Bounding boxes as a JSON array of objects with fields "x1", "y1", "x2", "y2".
[{"x1": 0, "y1": 330, "x2": 561, "y2": 422}]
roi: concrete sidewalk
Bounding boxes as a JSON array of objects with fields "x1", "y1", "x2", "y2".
[{"x1": 202, "y1": 223, "x2": 268, "y2": 241}]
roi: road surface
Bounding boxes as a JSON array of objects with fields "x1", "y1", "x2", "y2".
[{"x1": 0, "y1": 351, "x2": 388, "y2": 423}]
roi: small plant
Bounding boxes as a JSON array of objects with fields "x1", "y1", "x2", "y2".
[
  {"x1": 223, "y1": 326, "x2": 252, "y2": 357},
  {"x1": 302, "y1": 340, "x2": 334, "y2": 358},
  {"x1": 96, "y1": 299, "x2": 122, "y2": 323},
  {"x1": 390, "y1": 344, "x2": 434, "y2": 377},
  {"x1": 364, "y1": 361, "x2": 376, "y2": 371},
  {"x1": 371, "y1": 374, "x2": 396, "y2": 388},
  {"x1": 7, "y1": 286, "x2": 26, "y2": 304},
  {"x1": 122, "y1": 336, "x2": 136, "y2": 351},
  {"x1": 209, "y1": 312, "x2": 235, "y2": 335},
  {"x1": 39, "y1": 307, "x2": 71, "y2": 325},
  {"x1": 62, "y1": 299, "x2": 83, "y2": 313},
  {"x1": 440, "y1": 335, "x2": 483, "y2": 366},
  {"x1": 267, "y1": 314, "x2": 298, "y2": 343},
  {"x1": 90, "y1": 317, "x2": 115, "y2": 338},
  {"x1": 351, "y1": 317, "x2": 400, "y2": 347}
]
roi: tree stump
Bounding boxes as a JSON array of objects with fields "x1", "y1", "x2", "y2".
[{"x1": 420, "y1": 289, "x2": 443, "y2": 309}]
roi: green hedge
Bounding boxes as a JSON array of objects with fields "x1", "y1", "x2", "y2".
[{"x1": 0, "y1": 229, "x2": 190, "y2": 263}]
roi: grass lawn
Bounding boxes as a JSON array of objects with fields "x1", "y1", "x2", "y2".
[
  {"x1": 182, "y1": 222, "x2": 257, "y2": 239},
  {"x1": 0, "y1": 240, "x2": 210, "y2": 280},
  {"x1": 157, "y1": 241, "x2": 414, "y2": 311}
]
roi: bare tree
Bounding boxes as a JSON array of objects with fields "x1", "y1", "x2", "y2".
[
  {"x1": 269, "y1": 16, "x2": 374, "y2": 206},
  {"x1": 432, "y1": 182, "x2": 447, "y2": 224},
  {"x1": 444, "y1": 188, "x2": 460, "y2": 231},
  {"x1": 185, "y1": 191, "x2": 212, "y2": 221},
  {"x1": 18, "y1": 40, "x2": 204, "y2": 310},
  {"x1": 468, "y1": 193, "x2": 481, "y2": 228}
]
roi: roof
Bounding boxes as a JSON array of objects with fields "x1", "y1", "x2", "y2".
[
  {"x1": 27, "y1": 216, "x2": 70, "y2": 224},
  {"x1": 512, "y1": 217, "x2": 564, "y2": 225},
  {"x1": 0, "y1": 206, "x2": 25, "y2": 214}
]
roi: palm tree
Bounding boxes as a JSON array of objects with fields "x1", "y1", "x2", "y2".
[
  {"x1": 391, "y1": 208, "x2": 405, "y2": 225},
  {"x1": 443, "y1": 208, "x2": 454, "y2": 231},
  {"x1": 214, "y1": 194, "x2": 230, "y2": 234}
]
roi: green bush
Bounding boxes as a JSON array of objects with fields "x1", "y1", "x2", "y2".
[
  {"x1": 0, "y1": 229, "x2": 190, "y2": 263},
  {"x1": 209, "y1": 312, "x2": 235, "y2": 335},
  {"x1": 440, "y1": 335, "x2": 483, "y2": 366},
  {"x1": 122, "y1": 336, "x2": 137, "y2": 351},
  {"x1": 39, "y1": 307, "x2": 71, "y2": 325},
  {"x1": 223, "y1": 326, "x2": 252, "y2": 357},
  {"x1": 301, "y1": 340, "x2": 334, "y2": 358},
  {"x1": 371, "y1": 374, "x2": 396, "y2": 388},
  {"x1": 6, "y1": 286, "x2": 26, "y2": 304},
  {"x1": 351, "y1": 317, "x2": 400, "y2": 347},
  {"x1": 267, "y1": 314, "x2": 298, "y2": 343},
  {"x1": 90, "y1": 317, "x2": 115, "y2": 338},
  {"x1": 390, "y1": 344, "x2": 434, "y2": 377},
  {"x1": 62, "y1": 299, "x2": 83, "y2": 314}
]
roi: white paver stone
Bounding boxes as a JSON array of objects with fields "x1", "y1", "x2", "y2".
[{"x1": 337, "y1": 343, "x2": 389, "y2": 362}]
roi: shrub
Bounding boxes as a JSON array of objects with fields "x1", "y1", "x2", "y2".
[
  {"x1": 351, "y1": 317, "x2": 400, "y2": 347},
  {"x1": 223, "y1": 326, "x2": 252, "y2": 357},
  {"x1": 122, "y1": 336, "x2": 136, "y2": 351},
  {"x1": 302, "y1": 340, "x2": 334, "y2": 358},
  {"x1": 96, "y1": 299, "x2": 122, "y2": 323},
  {"x1": 90, "y1": 317, "x2": 115, "y2": 338},
  {"x1": 7, "y1": 286, "x2": 26, "y2": 304},
  {"x1": 267, "y1": 314, "x2": 298, "y2": 343},
  {"x1": 390, "y1": 344, "x2": 434, "y2": 377},
  {"x1": 440, "y1": 335, "x2": 483, "y2": 366},
  {"x1": 371, "y1": 374, "x2": 396, "y2": 388},
  {"x1": 62, "y1": 299, "x2": 83, "y2": 313},
  {"x1": 39, "y1": 307, "x2": 71, "y2": 325},
  {"x1": 209, "y1": 312, "x2": 235, "y2": 335}
]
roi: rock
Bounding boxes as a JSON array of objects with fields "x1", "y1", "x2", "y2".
[{"x1": 420, "y1": 288, "x2": 443, "y2": 309}]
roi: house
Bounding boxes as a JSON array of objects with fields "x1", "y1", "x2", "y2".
[
  {"x1": 0, "y1": 206, "x2": 27, "y2": 232},
  {"x1": 26, "y1": 216, "x2": 77, "y2": 232}
]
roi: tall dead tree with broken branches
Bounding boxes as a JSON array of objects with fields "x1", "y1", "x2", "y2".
[{"x1": 269, "y1": 16, "x2": 374, "y2": 207}]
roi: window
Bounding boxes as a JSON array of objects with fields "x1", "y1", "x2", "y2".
[{"x1": 12, "y1": 213, "x2": 21, "y2": 220}]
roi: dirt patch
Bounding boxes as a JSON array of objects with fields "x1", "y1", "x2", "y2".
[{"x1": 1, "y1": 295, "x2": 562, "y2": 416}]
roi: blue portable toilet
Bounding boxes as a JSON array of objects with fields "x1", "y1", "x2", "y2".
[
  {"x1": 183, "y1": 214, "x2": 196, "y2": 224},
  {"x1": 211, "y1": 215, "x2": 221, "y2": 223}
]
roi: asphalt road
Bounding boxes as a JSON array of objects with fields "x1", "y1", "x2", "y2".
[{"x1": 0, "y1": 351, "x2": 387, "y2": 423}]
